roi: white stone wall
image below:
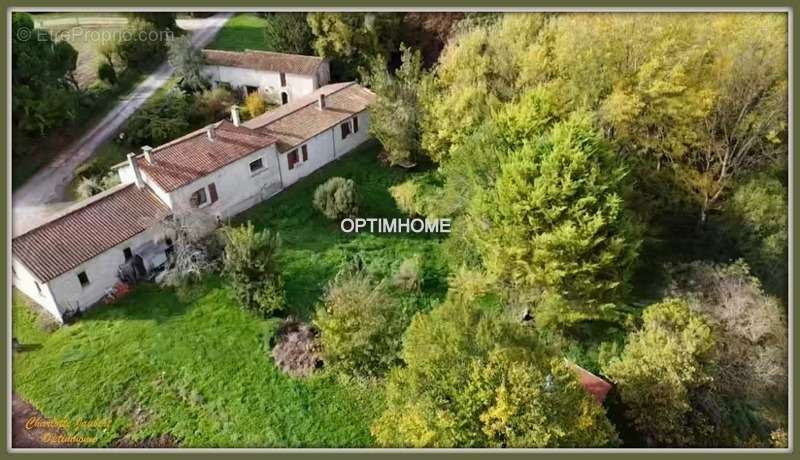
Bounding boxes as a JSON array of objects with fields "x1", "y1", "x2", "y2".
[
  {"x1": 167, "y1": 144, "x2": 283, "y2": 219},
  {"x1": 278, "y1": 110, "x2": 371, "y2": 187},
  {"x1": 12, "y1": 258, "x2": 61, "y2": 321},
  {"x1": 25, "y1": 228, "x2": 164, "y2": 320},
  {"x1": 203, "y1": 65, "x2": 318, "y2": 105}
]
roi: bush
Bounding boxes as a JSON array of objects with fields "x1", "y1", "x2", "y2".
[
  {"x1": 114, "y1": 19, "x2": 168, "y2": 70},
  {"x1": 243, "y1": 91, "x2": 267, "y2": 118},
  {"x1": 193, "y1": 87, "x2": 236, "y2": 124},
  {"x1": 392, "y1": 256, "x2": 422, "y2": 293},
  {"x1": 313, "y1": 177, "x2": 358, "y2": 220},
  {"x1": 97, "y1": 60, "x2": 117, "y2": 85},
  {"x1": 313, "y1": 265, "x2": 406, "y2": 378},
  {"x1": 168, "y1": 35, "x2": 208, "y2": 92},
  {"x1": 722, "y1": 174, "x2": 788, "y2": 298},
  {"x1": 222, "y1": 222, "x2": 285, "y2": 317},
  {"x1": 124, "y1": 88, "x2": 191, "y2": 146},
  {"x1": 262, "y1": 13, "x2": 313, "y2": 54}
]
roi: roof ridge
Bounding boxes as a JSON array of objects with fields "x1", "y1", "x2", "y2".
[
  {"x1": 14, "y1": 182, "x2": 136, "y2": 239},
  {"x1": 243, "y1": 48, "x2": 324, "y2": 60},
  {"x1": 244, "y1": 82, "x2": 357, "y2": 130}
]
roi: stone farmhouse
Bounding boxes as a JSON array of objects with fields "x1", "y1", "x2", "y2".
[
  {"x1": 202, "y1": 49, "x2": 330, "y2": 105},
  {"x1": 12, "y1": 81, "x2": 374, "y2": 322}
]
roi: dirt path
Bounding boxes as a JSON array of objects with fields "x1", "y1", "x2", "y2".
[
  {"x1": 12, "y1": 13, "x2": 232, "y2": 236},
  {"x1": 12, "y1": 392, "x2": 68, "y2": 448}
]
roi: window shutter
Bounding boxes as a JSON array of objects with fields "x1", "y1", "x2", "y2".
[
  {"x1": 301, "y1": 145, "x2": 308, "y2": 161},
  {"x1": 352, "y1": 116, "x2": 359, "y2": 133},
  {"x1": 208, "y1": 183, "x2": 218, "y2": 203}
]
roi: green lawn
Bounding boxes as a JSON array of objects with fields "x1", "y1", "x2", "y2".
[
  {"x1": 208, "y1": 13, "x2": 269, "y2": 51},
  {"x1": 13, "y1": 143, "x2": 449, "y2": 447}
]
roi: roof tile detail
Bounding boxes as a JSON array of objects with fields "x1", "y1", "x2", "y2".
[{"x1": 203, "y1": 49, "x2": 326, "y2": 76}]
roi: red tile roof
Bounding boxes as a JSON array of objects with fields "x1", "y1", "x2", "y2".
[
  {"x1": 203, "y1": 49, "x2": 326, "y2": 76},
  {"x1": 137, "y1": 120, "x2": 276, "y2": 192},
  {"x1": 243, "y1": 82, "x2": 375, "y2": 151},
  {"x1": 12, "y1": 183, "x2": 171, "y2": 282}
]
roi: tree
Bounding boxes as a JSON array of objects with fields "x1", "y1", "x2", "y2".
[
  {"x1": 96, "y1": 60, "x2": 117, "y2": 85},
  {"x1": 313, "y1": 177, "x2": 358, "y2": 220},
  {"x1": 307, "y1": 12, "x2": 402, "y2": 79},
  {"x1": 723, "y1": 174, "x2": 788, "y2": 298},
  {"x1": 372, "y1": 297, "x2": 618, "y2": 447},
  {"x1": 262, "y1": 13, "x2": 313, "y2": 55},
  {"x1": 467, "y1": 113, "x2": 641, "y2": 325},
  {"x1": 665, "y1": 260, "x2": 788, "y2": 403},
  {"x1": 222, "y1": 222, "x2": 285, "y2": 316},
  {"x1": 168, "y1": 35, "x2": 208, "y2": 92},
  {"x1": 124, "y1": 12, "x2": 177, "y2": 30},
  {"x1": 314, "y1": 265, "x2": 406, "y2": 378},
  {"x1": 124, "y1": 87, "x2": 191, "y2": 146},
  {"x1": 115, "y1": 19, "x2": 168, "y2": 71},
  {"x1": 192, "y1": 87, "x2": 237, "y2": 125},
  {"x1": 604, "y1": 299, "x2": 716, "y2": 447},
  {"x1": 155, "y1": 211, "x2": 221, "y2": 287},
  {"x1": 365, "y1": 44, "x2": 425, "y2": 166},
  {"x1": 12, "y1": 13, "x2": 80, "y2": 136}
]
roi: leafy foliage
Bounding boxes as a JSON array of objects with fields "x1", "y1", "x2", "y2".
[
  {"x1": 114, "y1": 19, "x2": 168, "y2": 71},
  {"x1": 168, "y1": 35, "x2": 209, "y2": 92},
  {"x1": 314, "y1": 265, "x2": 406, "y2": 378},
  {"x1": 123, "y1": 87, "x2": 191, "y2": 146},
  {"x1": 372, "y1": 297, "x2": 618, "y2": 447},
  {"x1": 313, "y1": 177, "x2": 358, "y2": 220},
  {"x1": 243, "y1": 91, "x2": 267, "y2": 118},
  {"x1": 604, "y1": 299, "x2": 716, "y2": 446},
  {"x1": 262, "y1": 13, "x2": 314, "y2": 54},
  {"x1": 365, "y1": 44, "x2": 425, "y2": 166},
  {"x1": 96, "y1": 60, "x2": 117, "y2": 85},
  {"x1": 468, "y1": 113, "x2": 641, "y2": 324},
  {"x1": 222, "y1": 222, "x2": 285, "y2": 317},
  {"x1": 193, "y1": 87, "x2": 236, "y2": 124}
]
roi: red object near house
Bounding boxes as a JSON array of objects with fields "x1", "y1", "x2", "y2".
[
  {"x1": 104, "y1": 282, "x2": 133, "y2": 304},
  {"x1": 571, "y1": 363, "x2": 613, "y2": 403}
]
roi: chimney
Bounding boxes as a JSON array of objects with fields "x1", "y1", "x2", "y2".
[
  {"x1": 231, "y1": 104, "x2": 241, "y2": 127},
  {"x1": 317, "y1": 93, "x2": 326, "y2": 111},
  {"x1": 142, "y1": 145, "x2": 154, "y2": 164},
  {"x1": 127, "y1": 153, "x2": 144, "y2": 188},
  {"x1": 206, "y1": 124, "x2": 216, "y2": 141}
]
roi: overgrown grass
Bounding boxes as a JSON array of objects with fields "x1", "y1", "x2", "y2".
[
  {"x1": 208, "y1": 13, "x2": 269, "y2": 51},
  {"x1": 13, "y1": 143, "x2": 448, "y2": 447}
]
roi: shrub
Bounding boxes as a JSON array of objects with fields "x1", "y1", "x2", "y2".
[
  {"x1": 114, "y1": 19, "x2": 168, "y2": 70},
  {"x1": 722, "y1": 174, "x2": 787, "y2": 298},
  {"x1": 262, "y1": 13, "x2": 313, "y2": 54},
  {"x1": 243, "y1": 91, "x2": 267, "y2": 118},
  {"x1": 313, "y1": 177, "x2": 358, "y2": 220},
  {"x1": 392, "y1": 256, "x2": 422, "y2": 293},
  {"x1": 97, "y1": 60, "x2": 117, "y2": 85},
  {"x1": 124, "y1": 88, "x2": 191, "y2": 146},
  {"x1": 389, "y1": 180, "x2": 420, "y2": 216},
  {"x1": 603, "y1": 299, "x2": 716, "y2": 447},
  {"x1": 193, "y1": 87, "x2": 236, "y2": 124},
  {"x1": 314, "y1": 265, "x2": 406, "y2": 378},
  {"x1": 167, "y1": 35, "x2": 208, "y2": 92},
  {"x1": 222, "y1": 222, "x2": 285, "y2": 317}
]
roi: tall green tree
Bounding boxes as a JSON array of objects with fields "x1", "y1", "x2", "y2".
[
  {"x1": 307, "y1": 12, "x2": 402, "y2": 79},
  {"x1": 467, "y1": 113, "x2": 641, "y2": 326},
  {"x1": 372, "y1": 297, "x2": 618, "y2": 447},
  {"x1": 604, "y1": 299, "x2": 716, "y2": 447},
  {"x1": 262, "y1": 13, "x2": 313, "y2": 55},
  {"x1": 167, "y1": 35, "x2": 209, "y2": 92},
  {"x1": 365, "y1": 44, "x2": 425, "y2": 166},
  {"x1": 12, "y1": 13, "x2": 80, "y2": 136}
]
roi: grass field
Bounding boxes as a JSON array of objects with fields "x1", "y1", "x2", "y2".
[
  {"x1": 13, "y1": 143, "x2": 449, "y2": 447},
  {"x1": 208, "y1": 13, "x2": 269, "y2": 51}
]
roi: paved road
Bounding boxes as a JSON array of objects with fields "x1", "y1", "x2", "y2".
[{"x1": 12, "y1": 13, "x2": 232, "y2": 236}]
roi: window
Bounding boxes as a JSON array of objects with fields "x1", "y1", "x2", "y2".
[
  {"x1": 281, "y1": 92, "x2": 289, "y2": 105},
  {"x1": 246, "y1": 85, "x2": 258, "y2": 95},
  {"x1": 352, "y1": 116, "x2": 359, "y2": 133},
  {"x1": 301, "y1": 145, "x2": 308, "y2": 162},
  {"x1": 208, "y1": 183, "x2": 218, "y2": 203},
  {"x1": 190, "y1": 188, "x2": 208, "y2": 208},
  {"x1": 280, "y1": 72, "x2": 286, "y2": 87},
  {"x1": 123, "y1": 247, "x2": 133, "y2": 261},
  {"x1": 341, "y1": 121, "x2": 352, "y2": 139},
  {"x1": 288, "y1": 150, "x2": 299, "y2": 170},
  {"x1": 77, "y1": 271, "x2": 90, "y2": 287},
  {"x1": 249, "y1": 158, "x2": 264, "y2": 173}
]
